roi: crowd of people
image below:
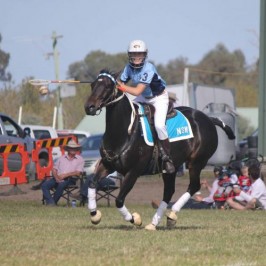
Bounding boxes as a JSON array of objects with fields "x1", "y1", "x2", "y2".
[{"x1": 152, "y1": 162, "x2": 266, "y2": 211}]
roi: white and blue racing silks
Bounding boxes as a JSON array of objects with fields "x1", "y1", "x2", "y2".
[{"x1": 120, "y1": 62, "x2": 166, "y2": 98}]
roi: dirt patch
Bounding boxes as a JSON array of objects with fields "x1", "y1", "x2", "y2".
[{"x1": 0, "y1": 171, "x2": 213, "y2": 205}]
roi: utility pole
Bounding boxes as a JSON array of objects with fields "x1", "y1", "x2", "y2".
[
  {"x1": 51, "y1": 31, "x2": 64, "y2": 129},
  {"x1": 259, "y1": 1, "x2": 266, "y2": 157}
]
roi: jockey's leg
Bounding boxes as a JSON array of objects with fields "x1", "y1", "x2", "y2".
[
  {"x1": 158, "y1": 139, "x2": 175, "y2": 174},
  {"x1": 152, "y1": 91, "x2": 175, "y2": 174}
]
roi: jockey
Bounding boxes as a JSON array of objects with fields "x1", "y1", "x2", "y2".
[{"x1": 116, "y1": 39, "x2": 175, "y2": 174}]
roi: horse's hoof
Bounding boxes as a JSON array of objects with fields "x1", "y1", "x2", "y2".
[
  {"x1": 91, "y1": 210, "x2": 102, "y2": 225},
  {"x1": 165, "y1": 210, "x2": 177, "y2": 229},
  {"x1": 145, "y1": 223, "x2": 156, "y2": 231},
  {"x1": 132, "y1": 212, "x2": 142, "y2": 226},
  {"x1": 166, "y1": 217, "x2": 177, "y2": 229}
]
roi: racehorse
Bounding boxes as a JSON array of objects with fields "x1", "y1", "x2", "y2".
[{"x1": 84, "y1": 69, "x2": 235, "y2": 230}]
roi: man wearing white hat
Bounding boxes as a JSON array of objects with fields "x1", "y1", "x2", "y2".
[{"x1": 42, "y1": 139, "x2": 84, "y2": 206}]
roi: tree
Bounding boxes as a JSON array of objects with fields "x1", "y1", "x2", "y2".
[
  {"x1": 67, "y1": 50, "x2": 128, "y2": 81},
  {"x1": 191, "y1": 43, "x2": 246, "y2": 86},
  {"x1": 157, "y1": 57, "x2": 188, "y2": 85},
  {"x1": 0, "y1": 34, "x2": 12, "y2": 82}
]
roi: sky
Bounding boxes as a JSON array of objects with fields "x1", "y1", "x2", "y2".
[{"x1": 0, "y1": 0, "x2": 260, "y2": 85}]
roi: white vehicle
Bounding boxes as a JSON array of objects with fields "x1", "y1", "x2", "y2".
[
  {"x1": 21, "y1": 125, "x2": 62, "y2": 160},
  {"x1": 80, "y1": 134, "x2": 102, "y2": 175},
  {"x1": 56, "y1": 129, "x2": 90, "y2": 144}
]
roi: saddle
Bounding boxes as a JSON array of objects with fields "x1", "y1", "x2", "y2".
[{"x1": 138, "y1": 98, "x2": 177, "y2": 126}]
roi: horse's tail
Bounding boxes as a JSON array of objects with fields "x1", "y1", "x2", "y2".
[{"x1": 209, "y1": 117, "x2": 236, "y2": 140}]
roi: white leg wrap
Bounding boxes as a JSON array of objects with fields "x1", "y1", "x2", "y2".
[
  {"x1": 151, "y1": 201, "x2": 168, "y2": 226},
  {"x1": 172, "y1": 192, "x2": 191, "y2": 212},
  {"x1": 88, "y1": 188, "x2": 97, "y2": 212},
  {"x1": 118, "y1": 205, "x2": 133, "y2": 221}
]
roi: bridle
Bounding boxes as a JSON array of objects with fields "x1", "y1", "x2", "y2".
[
  {"x1": 95, "y1": 72, "x2": 136, "y2": 134},
  {"x1": 96, "y1": 73, "x2": 124, "y2": 109}
]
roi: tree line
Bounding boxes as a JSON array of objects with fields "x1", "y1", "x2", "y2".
[{"x1": 0, "y1": 33, "x2": 258, "y2": 138}]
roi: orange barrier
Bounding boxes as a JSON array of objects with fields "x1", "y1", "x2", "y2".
[
  {"x1": 0, "y1": 143, "x2": 29, "y2": 185},
  {"x1": 31, "y1": 135, "x2": 77, "y2": 180}
]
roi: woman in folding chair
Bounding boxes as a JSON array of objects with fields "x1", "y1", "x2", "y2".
[{"x1": 42, "y1": 140, "x2": 84, "y2": 206}]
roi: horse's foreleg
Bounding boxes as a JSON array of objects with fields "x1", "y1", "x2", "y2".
[
  {"x1": 87, "y1": 160, "x2": 110, "y2": 225},
  {"x1": 88, "y1": 187, "x2": 102, "y2": 224},
  {"x1": 117, "y1": 205, "x2": 142, "y2": 226},
  {"x1": 116, "y1": 173, "x2": 142, "y2": 226}
]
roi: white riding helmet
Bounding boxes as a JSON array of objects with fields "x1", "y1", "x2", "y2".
[{"x1": 127, "y1": 40, "x2": 148, "y2": 68}]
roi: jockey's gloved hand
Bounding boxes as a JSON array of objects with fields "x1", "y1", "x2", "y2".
[{"x1": 116, "y1": 81, "x2": 126, "y2": 92}]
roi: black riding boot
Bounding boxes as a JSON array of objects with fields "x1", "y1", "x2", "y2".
[{"x1": 158, "y1": 139, "x2": 175, "y2": 174}]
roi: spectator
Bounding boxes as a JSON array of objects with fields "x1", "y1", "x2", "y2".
[
  {"x1": 237, "y1": 165, "x2": 251, "y2": 193},
  {"x1": 226, "y1": 164, "x2": 266, "y2": 210},
  {"x1": 213, "y1": 169, "x2": 234, "y2": 209},
  {"x1": 225, "y1": 165, "x2": 251, "y2": 208},
  {"x1": 42, "y1": 140, "x2": 84, "y2": 206}
]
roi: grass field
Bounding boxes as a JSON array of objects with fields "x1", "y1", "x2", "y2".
[{"x1": 0, "y1": 200, "x2": 266, "y2": 266}]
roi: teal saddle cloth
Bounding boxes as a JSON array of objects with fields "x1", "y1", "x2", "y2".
[{"x1": 137, "y1": 104, "x2": 194, "y2": 146}]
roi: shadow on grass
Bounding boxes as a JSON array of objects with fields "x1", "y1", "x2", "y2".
[{"x1": 78, "y1": 224, "x2": 205, "y2": 231}]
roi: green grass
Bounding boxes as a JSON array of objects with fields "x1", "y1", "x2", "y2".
[{"x1": 0, "y1": 200, "x2": 266, "y2": 266}]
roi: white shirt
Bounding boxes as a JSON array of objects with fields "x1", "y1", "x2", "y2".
[
  {"x1": 202, "y1": 179, "x2": 219, "y2": 203},
  {"x1": 239, "y1": 178, "x2": 266, "y2": 209}
]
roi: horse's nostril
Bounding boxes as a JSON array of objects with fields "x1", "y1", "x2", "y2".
[{"x1": 84, "y1": 105, "x2": 97, "y2": 115}]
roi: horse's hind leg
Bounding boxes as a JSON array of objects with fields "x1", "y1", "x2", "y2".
[
  {"x1": 165, "y1": 162, "x2": 205, "y2": 227},
  {"x1": 145, "y1": 173, "x2": 176, "y2": 231}
]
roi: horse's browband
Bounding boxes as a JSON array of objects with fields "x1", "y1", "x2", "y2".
[{"x1": 97, "y1": 73, "x2": 116, "y2": 84}]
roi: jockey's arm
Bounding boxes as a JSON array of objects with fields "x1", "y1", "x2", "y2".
[{"x1": 117, "y1": 81, "x2": 146, "y2": 96}]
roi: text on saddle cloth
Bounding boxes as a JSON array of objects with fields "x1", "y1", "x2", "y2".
[{"x1": 137, "y1": 103, "x2": 194, "y2": 146}]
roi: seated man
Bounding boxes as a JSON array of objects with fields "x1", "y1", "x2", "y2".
[
  {"x1": 226, "y1": 164, "x2": 266, "y2": 210},
  {"x1": 42, "y1": 140, "x2": 84, "y2": 206}
]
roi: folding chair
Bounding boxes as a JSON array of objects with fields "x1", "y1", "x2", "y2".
[
  {"x1": 42, "y1": 174, "x2": 84, "y2": 206},
  {"x1": 96, "y1": 174, "x2": 123, "y2": 207}
]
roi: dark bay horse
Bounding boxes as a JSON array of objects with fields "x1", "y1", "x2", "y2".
[{"x1": 84, "y1": 70, "x2": 235, "y2": 230}]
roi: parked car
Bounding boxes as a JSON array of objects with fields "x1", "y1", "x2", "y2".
[
  {"x1": 80, "y1": 134, "x2": 103, "y2": 175},
  {"x1": 0, "y1": 113, "x2": 49, "y2": 180},
  {"x1": 57, "y1": 129, "x2": 90, "y2": 144},
  {"x1": 20, "y1": 125, "x2": 61, "y2": 160}
]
